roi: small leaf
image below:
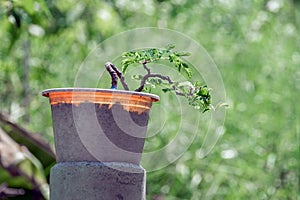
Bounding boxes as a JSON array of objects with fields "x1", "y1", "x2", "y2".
[
  {"x1": 182, "y1": 62, "x2": 189, "y2": 68},
  {"x1": 132, "y1": 75, "x2": 143, "y2": 80},
  {"x1": 122, "y1": 64, "x2": 129, "y2": 73},
  {"x1": 202, "y1": 108, "x2": 210, "y2": 113},
  {"x1": 121, "y1": 58, "x2": 132, "y2": 64},
  {"x1": 176, "y1": 52, "x2": 191, "y2": 56},
  {"x1": 194, "y1": 81, "x2": 201, "y2": 87},
  {"x1": 166, "y1": 43, "x2": 176, "y2": 50},
  {"x1": 135, "y1": 52, "x2": 141, "y2": 59},
  {"x1": 162, "y1": 88, "x2": 171, "y2": 93},
  {"x1": 122, "y1": 52, "x2": 133, "y2": 57},
  {"x1": 184, "y1": 68, "x2": 192, "y2": 78},
  {"x1": 169, "y1": 55, "x2": 174, "y2": 62},
  {"x1": 177, "y1": 63, "x2": 181, "y2": 72}
]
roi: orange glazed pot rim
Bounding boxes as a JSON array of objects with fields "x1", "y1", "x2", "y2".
[
  {"x1": 42, "y1": 88, "x2": 159, "y2": 113},
  {"x1": 42, "y1": 88, "x2": 159, "y2": 101}
]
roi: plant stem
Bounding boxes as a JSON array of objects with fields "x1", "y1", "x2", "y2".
[
  {"x1": 110, "y1": 63, "x2": 129, "y2": 90},
  {"x1": 135, "y1": 61, "x2": 185, "y2": 96},
  {"x1": 105, "y1": 62, "x2": 118, "y2": 89},
  {"x1": 105, "y1": 62, "x2": 129, "y2": 90}
]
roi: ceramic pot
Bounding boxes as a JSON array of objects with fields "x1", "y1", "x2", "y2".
[{"x1": 42, "y1": 88, "x2": 159, "y2": 164}]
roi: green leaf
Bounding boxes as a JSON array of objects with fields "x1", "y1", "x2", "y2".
[
  {"x1": 184, "y1": 68, "x2": 192, "y2": 78},
  {"x1": 122, "y1": 51, "x2": 134, "y2": 57},
  {"x1": 177, "y1": 63, "x2": 181, "y2": 72},
  {"x1": 166, "y1": 43, "x2": 176, "y2": 50},
  {"x1": 169, "y1": 54, "x2": 174, "y2": 62},
  {"x1": 175, "y1": 52, "x2": 191, "y2": 56},
  {"x1": 122, "y1": 64, "x2": 129, "y2": 74},
  {"x1": 162, "y1": 88, "x2": 172, "y2": 93},
  {"x1": 182, "y1": 62, "x2": 189, "y2": 68},
  {"x1": 132, "y1": 74, "x2": 143, "y2": 80},
  {"x1": 135, "y1": 52, "x2": 141, "y2": 59}
]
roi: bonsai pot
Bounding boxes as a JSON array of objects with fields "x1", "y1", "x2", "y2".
[{"x1": 42, "y1": 88, "x2": 159, "y2": 164}]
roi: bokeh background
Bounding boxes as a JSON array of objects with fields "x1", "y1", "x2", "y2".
[{"x1": 0, "y1": 0, "x2": 299, "y2": 199}]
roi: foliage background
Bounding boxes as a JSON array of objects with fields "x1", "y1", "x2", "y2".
[{"x1": 0, "y1": 0, "x2": 299, "y2": 199}]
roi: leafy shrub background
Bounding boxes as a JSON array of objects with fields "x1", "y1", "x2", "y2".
[{"x1": 0, "y1": 0, "x2": 299, "y2": 199}]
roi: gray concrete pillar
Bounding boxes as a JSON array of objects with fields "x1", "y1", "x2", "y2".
[{"x1": 50, "y1": 162, "x2": 146, "y2": 200}]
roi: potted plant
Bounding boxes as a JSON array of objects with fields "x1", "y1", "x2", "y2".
[
  {"x1": 43, "y1": 44, "x2": 211, "y2": 164},
  {"x1": 42, "y1": 44, "x2": 212, "y2": 200}
]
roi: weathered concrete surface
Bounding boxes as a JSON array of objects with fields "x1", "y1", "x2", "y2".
[{"x1": 50, "y1": 162, "x2": 146, "y2": 200}]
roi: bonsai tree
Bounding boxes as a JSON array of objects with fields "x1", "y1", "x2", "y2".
[{"x1": 105, "y1": 44, "x2": 212, "y2": 113}]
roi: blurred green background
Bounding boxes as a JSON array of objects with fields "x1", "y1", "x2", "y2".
[{"x1": 0, "y1": 0, "x2": 299, "y2": 199}]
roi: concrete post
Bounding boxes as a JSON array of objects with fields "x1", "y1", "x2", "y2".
[{"x1": 50, "y1": 162, "x2": 146, "y2": 200}]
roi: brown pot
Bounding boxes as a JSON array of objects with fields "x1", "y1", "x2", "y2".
[{"x1": 42, "y1": 88, "x2": 159, "y2": 164}]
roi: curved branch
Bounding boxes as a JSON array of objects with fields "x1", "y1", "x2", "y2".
[
  {"x1": 137, "y1": 74, "x2": 184, "y2": 95},
  {"x1": 135, "y1": 61, "x2": 185, "y2": 95}
]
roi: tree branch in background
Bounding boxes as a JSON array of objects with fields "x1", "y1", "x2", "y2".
[
  {"x1": 0, "y1": 127, "x2": 49, "y2": 199},
  {"x1": 0, "y1": 113, "x2": 55, "y2": 158},
  {"x1": 22, "y1": 40, "x2": 30, "y2": 123},
  {"x1": 0, "y1": 182, "x2": 25, "y2": 198}
]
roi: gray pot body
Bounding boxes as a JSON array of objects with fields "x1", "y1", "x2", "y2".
[
  {"x1": 51, "y1": 102, "x2": 150, "y2": 164},
  {"x1": 43, "y1": 88, "x2": 159, "y2": 164}
]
